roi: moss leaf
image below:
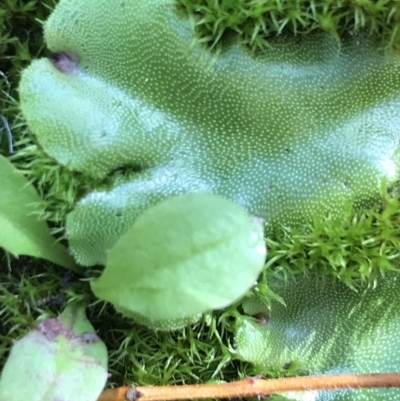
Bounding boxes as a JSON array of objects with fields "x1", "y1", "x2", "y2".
[
  {"x1": 0, "y1": 154, "x2": 77, "y2": 271},
  {"x1": 91, "y1": 193, "x2": 266, "y2": 325}
]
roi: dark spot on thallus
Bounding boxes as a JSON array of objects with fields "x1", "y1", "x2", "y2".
[
  {"x1": 51, "y1": 52, "x2": 79, "y2": 74},
  {"x1": 253, "y1": 312, "x2": 270, "y2": 325},
  {"x1": 115, "y1": 212, "x2": 123, "y2": 217}
]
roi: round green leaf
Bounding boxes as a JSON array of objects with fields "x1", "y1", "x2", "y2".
[{"x1": 91, "y1": 193, "x2": 266, "y2": 322}]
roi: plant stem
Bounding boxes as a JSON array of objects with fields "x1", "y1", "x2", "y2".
[{"x1": 98, "y1": 373, "x2": 400, "y2": 401}]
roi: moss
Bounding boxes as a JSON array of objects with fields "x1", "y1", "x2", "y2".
[
  {"x1": 265, "y1": 186, "x2": 400, "y2": 289},
  {"x1": 4, "y1": 184, "x2": 398, "y2": 385},
  {"x1": 1, "y1": 185, "x2": 399, "y2": 386},
  {"x1": 175, "y1": 0, "x2": 400, "y2": 52},
  {"x1": 0, "y1": 0, "x2": 88, "y2": 233},
  {"x1": 1, "y1": 0, "x2": 400, "y2": 393},
  {"x1": 0, "y1": 251, "x2": 267, "y2": 386},
  {"x1": 1, "y1": 0, "x2": 55, "y2": 145},
  {"x1": 237, "y1": 184, "x2": 400, "y2": 317}
]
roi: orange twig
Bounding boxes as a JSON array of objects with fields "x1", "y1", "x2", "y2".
[{"x1": 98, "y1": 373, "x2": 400, "y2": 401}]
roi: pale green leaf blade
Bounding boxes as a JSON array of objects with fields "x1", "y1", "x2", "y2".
[
  {"x1": 91, "y1": 193, "x2": 266, "y2": 325},
  {"x1": 0, "y1": 304, "x2": 108, "y2": 401},
  {"x1": 0, "y1": 155, "x2": 78, "y2": 270}
]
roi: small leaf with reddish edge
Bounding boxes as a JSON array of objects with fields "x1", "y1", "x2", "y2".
[{"x1": 0, "y1": 304, "x2": 108, "y2": 401}]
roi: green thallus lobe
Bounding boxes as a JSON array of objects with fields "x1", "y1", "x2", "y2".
[
  {"x1": 18, "y1": 0, "x2": 400, "y2": 266},
  {"x1": 236, "y1": 273, "x2": 400, "y2": 401}
]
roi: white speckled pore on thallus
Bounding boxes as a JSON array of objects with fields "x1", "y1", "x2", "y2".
[{"x1": 19, "y1": 0, "x2": 400, "y2": 265}]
